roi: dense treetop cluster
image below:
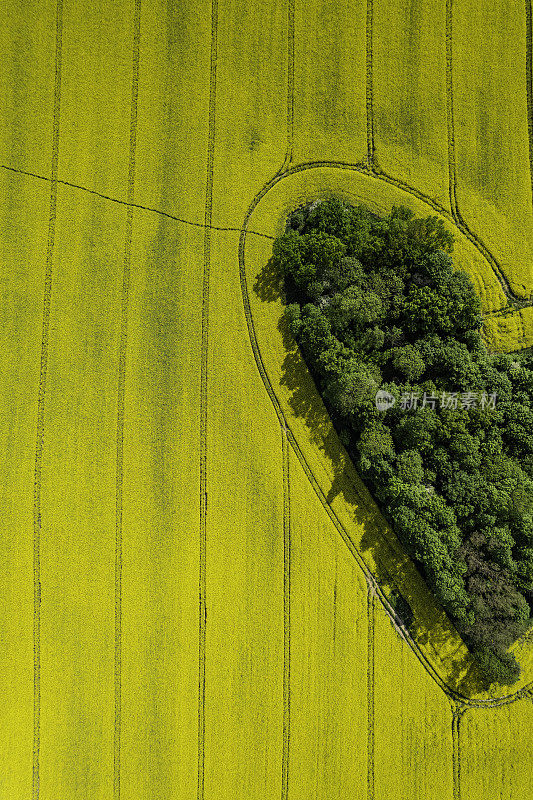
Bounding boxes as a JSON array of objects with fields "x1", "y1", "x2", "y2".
[{"x1": 272, "y1": 198, "x2": 533, "y2": 686}]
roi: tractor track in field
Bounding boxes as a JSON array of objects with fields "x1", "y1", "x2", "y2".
[
  {"x1": 114, "y1": 4, "x2": 141, "y2": 799},
  {"x1": 198, "y1": 0, "x2": 218, "y2": 796},
  {"x1": 5, "y1": 155, "x2": 519, "y2": 319},
  {"x1": 451, "y1": 703, "x2": 466, "y2": 800},
  {"x1": 364, "y1": 0, "x2": 530, "y2": 311},
  {"x1": 280, "y1": 0, "x2": 295, "y2": 172},
  {"x1": 32, "y1": 1, "x2": 63, "y2": 797},
  {"x1": 281, "y1": 427, "x2": 291, "y2": 800},
  {"x1": 4, "y1": 154, "x2": 520, "y2": 317},
  {"x1": 0, "y1": 163, "x2": 275, "y2": 242},
  {"x1": 267, "y1": 4, "x2": 296, "y2": 795},
  {"x1": 237, "y1": 158, "x2": 533, "y2": 711},
  {"x1": 365, "y1": 0, "x2": 375, "y2": 168},
  {"x1": 367, "y1": 592, "x2": 375, "y2": 800},
  {"x1": 280, "y1": 5, "x2": 296, "y2": 797},
  {"x1": 444, "y1": 0, "x2": 461, "y2": 226},
  {"x1": 444, "y1": 0, "x2": 532, "y2": 307},
  {"x1": 14, "y1": 16, "x2": 533, "y2": 794},
  {"x1": 239, "y1": 4, "x2": 533, "y2": 781},
  {"x1": 525, "y1": 0, "x2": 533, "y2": 205}
]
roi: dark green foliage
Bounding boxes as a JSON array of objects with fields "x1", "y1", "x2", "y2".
[
  {"x1": 274, "y1": 198, "x2": 533, "y2": 686},
  {"x1": 471, "y1": 646, "x2": 521, "y2": 687},
  {"x1": 388, "y1": 588, "x2": 415, "y2": 629}
]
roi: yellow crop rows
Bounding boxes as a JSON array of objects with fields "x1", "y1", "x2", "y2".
[
  {"x1": 453, "y1": 0, "x2": 533, "y2": 300},
  {"x1": 0, "y1": 0, "x2": 532, "y2": 797},
  {"x1": 0, "y1": 170, "x2": 49, "y2": 800},
  {"x1": 288, "y1": 447, "x2": 368, "y2": 797},
  {"x1": 372, "y1": 0, "x2": 450, "y2": 210},
  {"x1": 292, "y1": 0, "x2": 367, "y2": 165},
  {"x1": 372, "y1": 599, "x2": 454, "y2": 799},
  {"x1": 120, "y1": 218, "x2": 204, "y2": 798},
  {"x1": 459, "y1": 703, "x2": 533, "y2": 799}
]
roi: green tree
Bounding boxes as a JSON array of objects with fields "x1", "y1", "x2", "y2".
[
  {"x1": 388, "y1": 344, "x2": 426, "y2": 382},
  {"x1": 273, "y1": 197, "x2": 533, "y2": 685},
  {"x1": 396, "y1": 449, "x2": 424, "y2": 485}
]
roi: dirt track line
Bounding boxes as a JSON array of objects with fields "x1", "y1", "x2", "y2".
[
  {"x1": 238, "y1": 160, "x2": 533, "y2": 708},
  {"x1": 367, "y1": 592, "x2": 375, "y2": 800},
  {"x1": 281, "y1": 427, "x2": 291, "y2": 800},
  {"x1": 289, "y1": 422, "x2": 533, "y2": 708},
  {"x1": 280, "y1": 12, "x2": 295, "y2": 794},
  {"x1": 198, "y1": 0, "x2": 218, "y2": 797},
  {"x1": 444, "y1": 0, "x2": 522, "y2": 305},
  {"x1": 281, "y1": 0, "x2": 295, "y2": 171},
  {"x1": 451, "y1": 703, "x2": 466, "y2": 800},
  {"x1": 0, "y1": 163, "x2": 274, "y2": 241},
  {"x1": 284, "y1": 155, "x2": 527, "y2": 311},
  {"x1": 365, "y1": 0, "x2": 375, "y2": 168},
  {"x1": 445, "y1": 0, "x2": 459, "y2": 221},
  {"x1": 114, "y1": 5, "x2": 141, "y2": 799},
  {"x1": 248, "y1": 154, "x2": 516, "y2": 316},
  {"x1": 525, "y1": 0, "x2": 533, "y2": 203},
  {"x1": 364, "y1": 0, "x2": 527, "y2": 308},
  {"x1": 32, "y1": 2, "x2": 62, "y2": 797}
]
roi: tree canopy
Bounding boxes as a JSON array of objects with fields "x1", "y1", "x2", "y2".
[{"x1": 273, "y1": 197, "x2": 533, "y2": 686}]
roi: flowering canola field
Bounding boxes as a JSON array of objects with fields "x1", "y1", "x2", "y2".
[{"x1": 0, "y1": 0, "x2": 532, "y2": 798}]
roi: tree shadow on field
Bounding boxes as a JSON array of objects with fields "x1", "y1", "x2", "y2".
[
  {"x1": 253, "y1": 255, "x2": 284, "y2": 303},
  {"x1": 253, "y1": 255, "x2": 496, "y2": 701}
]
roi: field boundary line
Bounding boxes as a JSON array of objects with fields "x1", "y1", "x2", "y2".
[
  {"x1": 0, "y1": 163, "x2": 275, "y2": 241},
  {"x1": 451, "y1": 703, "x2": 466, "y2": 800},
  {"x1": 198, "y1": 0, "x2": 218, "y2": 797},
  {"x1": 281, "y1": 0, "x2": 295, "y2": 171},
  {"x1": 114, "y1": 4, "x2": 141, "y2": 799},
  {"x1": 270, "y1": 156, "x2": 529, "y2": 312},
  {"x1": 32, "y1": 2, "x2": 63, "y2": 797},
  {"x1": 238, "y1": 160, "x2": 533, "y2": 708},
  {"x1": 444, "y1": 0, "x2": 522, "y2": 304},
  {"x1": 281, "y1": 427, "x2": 291, "y2": 800},
  {"x1": 445, "y1": 0, "x2": 459, "y2": 221},
  {"x1": 367, "y1": 591, "x2": 375, "y2": 800},
  {"x1": 363, "y1": 0, "x2": 527, "y2": 307},
  {"x1": 365, "y1": 0, "x2": 375, "y2": 168}
]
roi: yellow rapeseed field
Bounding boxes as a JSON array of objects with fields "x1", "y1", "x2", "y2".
[
  {"x1": 0, "y1": 0, "x2": 532, "y2": 798},
  {"x1": 453, "y1": 0, "x2": 533, "y2": 300},
  {"x1": 372, "y1": 0, "x2": 450, "y2": 210}
]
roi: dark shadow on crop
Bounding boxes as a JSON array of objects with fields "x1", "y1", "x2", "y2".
[
  {"x1": 253, "y1": 254, "x2": 503, "y2": 700},
  {"x1": 253, "y1": 255, "x2": 284, "y2": 303}
]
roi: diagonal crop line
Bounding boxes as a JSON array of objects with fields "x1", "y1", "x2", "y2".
[
  {"x1": 198, "y1": 0, "x2": 218, "y2": 797},
  {"x1": 32, "y1": 1, "x2": 63, "y2": 797},
  {"x1": 238, "y1": 159, "x2": 533, "y2": 708},
  {"x1": 525, "y1": 0, "x2": 533, "y2": 204},
  {"x1": 114, "y1": 3, "x2": 141, "y2": 799},
  {"x1": 0, "y1": 163, "x2": 274, "y2": 241},
  {"x1": 281, "y1": 426, "x2": 291, "y2": 800}
]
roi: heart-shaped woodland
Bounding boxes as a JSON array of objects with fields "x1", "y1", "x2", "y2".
[{"x1": 271, "y1": 198, "x2": 533, "y2": 687}]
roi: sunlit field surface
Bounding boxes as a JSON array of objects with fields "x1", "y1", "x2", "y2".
[{"x1": 0, "y1": 0, "x2": 532, "y2": 797}]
